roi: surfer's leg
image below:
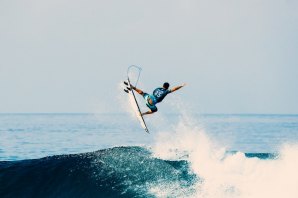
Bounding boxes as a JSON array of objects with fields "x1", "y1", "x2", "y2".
[
  {"x1": 142, "y1": 106, "x2": 157, "y2": 116},
  {"x1": 144, "y1": 97, "x2": 157, "y2": 112},
  {"x1": 123, "y1": 82, "x2": 144, "y2": 95},
  {"x1": 151, "y1": 106, "x2": 158, "y2": 113},
  {"x1": 133, "y1": 86, "x2": 145, "y2": 96}
]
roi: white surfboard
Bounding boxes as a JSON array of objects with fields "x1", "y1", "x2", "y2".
[{"x1": 124, "y1": 77, "x2": 149, "y2": 133}]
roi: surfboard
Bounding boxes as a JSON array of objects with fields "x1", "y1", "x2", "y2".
[{"x1": 124, "y1": 77, "x2": 149, "y2": 133}]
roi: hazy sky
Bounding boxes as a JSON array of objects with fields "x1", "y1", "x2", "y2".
[{"x1": 1, "y1": 0, "x2": 298, "y2": 114}]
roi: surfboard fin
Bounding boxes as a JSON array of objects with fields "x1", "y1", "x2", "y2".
[{"x1": 124, "y1": 89, "x2": 129, "y2": 93}]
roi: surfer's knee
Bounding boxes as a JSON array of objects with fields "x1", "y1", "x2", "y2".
[{"x1": 152, "y1": 108, "x2": 158, "y2": 113}]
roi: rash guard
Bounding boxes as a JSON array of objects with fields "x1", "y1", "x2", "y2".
[{"x1": 152, "y1": 88, "x2": 171, "y2": 103}]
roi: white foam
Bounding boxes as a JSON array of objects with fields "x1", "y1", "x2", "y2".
[{"x1": 152, "y1": 114, "x2": 298, "y2": 198}]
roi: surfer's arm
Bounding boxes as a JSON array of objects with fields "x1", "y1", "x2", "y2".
[{"x1": 170, "y1": 83, "x2": 186, "y2": 93}]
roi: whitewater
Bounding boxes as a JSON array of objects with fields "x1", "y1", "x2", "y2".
[{"x1": 1, "y1": 112, "x2": 298, "y2": 198}]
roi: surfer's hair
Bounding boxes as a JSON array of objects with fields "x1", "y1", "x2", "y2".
[{"x1": 163, "y1": 82, "x2": 170, "y2": 89}]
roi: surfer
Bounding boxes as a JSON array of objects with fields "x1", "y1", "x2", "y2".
[{"x1": 130, "y1": 82, "x2": 186, "y2": 116}]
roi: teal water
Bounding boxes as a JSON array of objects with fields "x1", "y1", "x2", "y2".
[{"x1": 1, "y1": 113, "x2": 298, "y2": 161}]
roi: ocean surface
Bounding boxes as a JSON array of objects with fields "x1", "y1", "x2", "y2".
[{"x1": 1, "y1": 113, "x2": 298, "y2": 197}]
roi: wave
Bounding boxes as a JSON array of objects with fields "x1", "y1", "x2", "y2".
[
  {"x1": 0, "y1": 146, "x2": 274, "y2": 198},
  {"x1": 151, "y1": 119, "x2": 298, "y2": 198},
  {"x1": 0, "y1": 146, "x2": 195, "y2": 198}
]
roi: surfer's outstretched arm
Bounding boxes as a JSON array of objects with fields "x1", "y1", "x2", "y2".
[{"x1": 170, "y1": 83, "x2": 186, "y2": 93}]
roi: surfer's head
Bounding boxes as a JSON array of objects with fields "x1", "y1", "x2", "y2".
[{"x1": 163, "y1": 82, "x2": 170, "y2": 89}]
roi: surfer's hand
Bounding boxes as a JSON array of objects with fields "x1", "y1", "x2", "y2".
[{"x1": 182, "y1": 83, "x2": 186, "y2": 87}]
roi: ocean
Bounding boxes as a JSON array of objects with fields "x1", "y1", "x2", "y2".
[{"x1": 1, "y1": 113, "x2": 298, "y2": 197}]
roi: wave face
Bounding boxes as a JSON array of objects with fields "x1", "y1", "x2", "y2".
[
  {"x1": 0, "y1": 146, "x2": 274, "y2": 198},
  {"x1": 0, "y1": 146, "x2": 199, "y2": 198}
]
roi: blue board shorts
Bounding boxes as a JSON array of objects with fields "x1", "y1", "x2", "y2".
[{"x1": 143, "y1": 93, "x2": 158, "y2": 112}]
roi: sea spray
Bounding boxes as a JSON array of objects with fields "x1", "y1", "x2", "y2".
[{"x1": 152, "y1": 115, "x2": 298, "y2": 198}]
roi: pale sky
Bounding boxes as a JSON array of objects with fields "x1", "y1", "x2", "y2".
[{"x1": 0, "y1": 0, "x2": 298, "y2": 114}]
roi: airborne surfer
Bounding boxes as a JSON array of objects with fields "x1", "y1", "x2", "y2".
[{"x1": 125, "y1": 82, "x2": 186, "y2": 116}]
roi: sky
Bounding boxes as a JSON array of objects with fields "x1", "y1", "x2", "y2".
[{"x1": 0, "y1": 0, "x2": 298, "y2": 114}]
